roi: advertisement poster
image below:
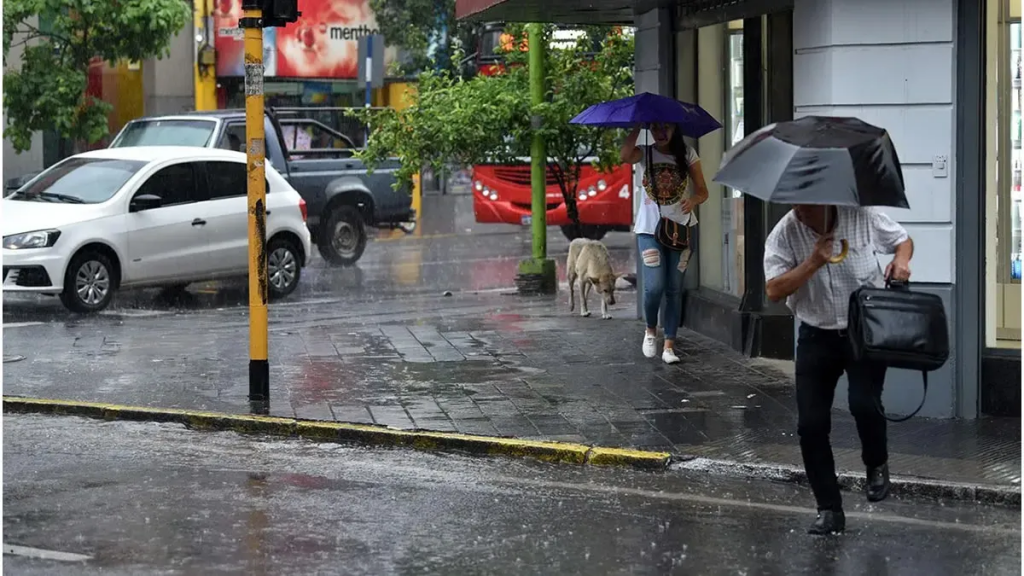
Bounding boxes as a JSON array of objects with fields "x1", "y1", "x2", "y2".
[{"x1": 214, "y1": 0, "x2": 396, "y2": 79}]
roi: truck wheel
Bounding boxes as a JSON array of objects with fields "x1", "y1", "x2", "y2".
[
  {"x1": 560, "y1": 225, "x2": 608, "y2": 241},
  {"x1": 318, "y1": 205, "x2": 367, "y2": 266}
]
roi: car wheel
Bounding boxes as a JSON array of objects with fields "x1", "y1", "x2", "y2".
[
  {"x1": 60, "y1": 251, "x2": 116, "y2": 313},
  {"x1": 317, "y1": 205, "x2": 367, "y2": 266},
  {"x1": 267, "y1": 237, "x2": 301, "y2": 299},
  {"x1": 561, "y1": 225, "x2": 608, "y2": 241}
]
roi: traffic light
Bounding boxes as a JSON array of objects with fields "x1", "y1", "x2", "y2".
[{"x1": 261, "y1": 0, "x2": 300, "y2": 27}]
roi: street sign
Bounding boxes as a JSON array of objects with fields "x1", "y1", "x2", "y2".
[{"x1": 357, "y1": 34, "x2": 385, "y2": 89}]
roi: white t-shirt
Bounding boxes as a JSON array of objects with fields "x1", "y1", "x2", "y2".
[{"x1": 633, "y1": 145, "x2": 701, "y2": 235}]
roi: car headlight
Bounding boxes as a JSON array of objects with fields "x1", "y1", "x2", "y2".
[
  {"x1": 474, "y1": 181, "x2": 484, "y2": 191},
  {"x1": 597, "y1": 180, "x2": 607, "y2": 191},
  {"x1": 3, "y1": 229, "x2": 61, "y2": 250}
]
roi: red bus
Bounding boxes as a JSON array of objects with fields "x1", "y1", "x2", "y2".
[{"x1": 471, "y1": 25, "x2": 633, "y2": 241}]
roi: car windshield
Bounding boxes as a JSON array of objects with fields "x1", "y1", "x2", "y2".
[
  {"x1": 10, "y1": 158, "x2": 147, "y2": 204},
  {"x1": 112, "y1": 119, "x2": 216, "y2": 147}
]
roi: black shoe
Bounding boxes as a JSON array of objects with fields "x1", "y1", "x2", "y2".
[
  {"x1": 807, "y1": 509, "x2": 846, "y2": 535},
  {"x1": 866, "y1": 462, "x2": 891, "y2": 502}
]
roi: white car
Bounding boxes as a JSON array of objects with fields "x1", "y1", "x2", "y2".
[{"x1": 2, "y1": 146, "x2": 313, "y2": 312}]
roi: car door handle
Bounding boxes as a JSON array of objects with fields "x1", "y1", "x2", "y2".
[{"x1": 192, "y1": 218, "x2": 206, "y2": 227}]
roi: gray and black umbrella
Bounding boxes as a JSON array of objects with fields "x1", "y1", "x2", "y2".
[{"x1": 713, "y1": 116, "x2": 909, "y2": 209}]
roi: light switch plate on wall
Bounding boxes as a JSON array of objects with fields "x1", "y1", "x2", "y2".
[{"x1": 932, "y1": 155, "x2": 949, "y2": 178}]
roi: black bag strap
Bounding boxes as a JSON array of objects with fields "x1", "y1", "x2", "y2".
[
  {"x1": 645, "y1": 133, "x2": 657, "y2": 201},
  {"x1": 876, "y1": 371, "x2": 928, "y2": 423}
]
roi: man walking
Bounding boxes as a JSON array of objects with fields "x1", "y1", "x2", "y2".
[{"x1": 764, "y1": 204, "x2": 914, "y2": 535}]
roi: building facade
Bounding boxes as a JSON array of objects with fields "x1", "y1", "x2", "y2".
[
  {"x1": 2, "y1": 16, "x2": 196, "y2": 178},
  {"x1": 457, "y1": 0, "x2": 1021, "y2": 419}
]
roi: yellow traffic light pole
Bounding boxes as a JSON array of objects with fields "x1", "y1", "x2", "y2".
[{"x1": 240, "y1": 2, "x2": 269, "y2": 410}]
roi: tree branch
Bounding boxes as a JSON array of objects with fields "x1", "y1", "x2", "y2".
[{"x1": 12, "y1": 23, "x2": 72, "y2": 46}]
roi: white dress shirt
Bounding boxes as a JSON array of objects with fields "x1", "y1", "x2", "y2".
[{"x1": 763, "y1": 207, "x2": 910, "y2": 330}]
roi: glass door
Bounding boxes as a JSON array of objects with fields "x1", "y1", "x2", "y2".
[
  {"x1": 723, "y1": 26, "x2": 745, "y2": 297},
  {"x1": 994, "y1": 7, "x2": 1022, "y2": 346}
]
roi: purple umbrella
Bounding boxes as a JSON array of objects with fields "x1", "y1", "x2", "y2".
[{"x1": 570, "y1": 92, "x2": 722, "y2": 138}]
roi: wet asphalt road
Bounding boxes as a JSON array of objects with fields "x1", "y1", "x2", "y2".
[{"x1": 4, "y1": 414, "x2": 1020, "y2": 576}]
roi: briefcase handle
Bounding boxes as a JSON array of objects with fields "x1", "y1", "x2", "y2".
[{"x1": 885, "y1": 277, "x2": 909, "y2": 291}]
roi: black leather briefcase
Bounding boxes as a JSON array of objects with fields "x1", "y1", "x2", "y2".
[{"x1": 847, "y1": 279, "x2": 950, "y2": 422}]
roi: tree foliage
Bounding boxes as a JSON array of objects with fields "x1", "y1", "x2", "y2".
[
  {"x1": 367, "y1": 0, "x2": 480, "y2": 76},
  {"x1": 352, "y1": 25, "x2": 634, "y2": 230},
  {"x1": 2, "y1": 0, "x2": 191, "y2": 153}
]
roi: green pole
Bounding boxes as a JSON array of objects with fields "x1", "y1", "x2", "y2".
[
  {"x1": 516, "y1": 23, "x2": 556, "y2": 293},
  {"x1": 528, "y1": 22, "x2": 547, "y2": 261}
]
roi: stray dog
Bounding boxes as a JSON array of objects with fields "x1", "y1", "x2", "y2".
[{"x1": 567, "y1": 238, "x2": 622, "y2": 319}]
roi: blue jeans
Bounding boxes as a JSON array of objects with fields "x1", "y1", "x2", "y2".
[{"x1": 637, "y1": 233, "x2": 684, "y2": 340}]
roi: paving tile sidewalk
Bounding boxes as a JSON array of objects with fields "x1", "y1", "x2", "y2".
[{"x1": 4, "y1": 290, "x2": 1020, "y2": 489}]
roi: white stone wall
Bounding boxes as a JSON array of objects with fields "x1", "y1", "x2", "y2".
[
  {"x1": 793, "y1": 0, "x2": 956, "y2": 284},
  {"x1": 633, "y1": 8, "x2": 674, "y2": 98}
]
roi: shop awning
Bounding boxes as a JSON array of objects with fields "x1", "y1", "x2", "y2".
[
  {"x1": 455, "y1": 0, "x2": 790, "y2": 26},
  {"x1": 455, "y1": 0, "x2": 666, "y2": 24}
]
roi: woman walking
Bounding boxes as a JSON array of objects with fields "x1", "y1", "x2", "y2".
[{"x1": 620, "y1": 123, "x2": 709, "y2": 364}]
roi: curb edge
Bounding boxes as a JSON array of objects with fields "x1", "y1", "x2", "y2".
[
  {"x1": 8, "y1": 396, "x2": 1014, "y2": 507},
  {"x1": 2, "y1": 396, "x2": 671, "y2": 471},
  {"x1": 672, "y1": 457, "x2": 1021, "y2": 509}
]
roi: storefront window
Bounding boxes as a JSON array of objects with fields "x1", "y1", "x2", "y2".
[
  {"x1": 1010, "y1": 24, "x2": 1021, "y2": 283},
  {"x1": 986, "y1": 0, "x2": 1022, "y2": 348},
  {"x1": 694, "y1": 23, "x2": 728, "y2": 292},
  {"x1": 723, "y1": 29, "x2": 745, "y2": 297}
]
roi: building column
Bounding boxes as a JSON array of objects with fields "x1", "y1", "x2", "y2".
[
  {"x1": 735, "y1": 14, "x2": 796, "y2": 360},
  {"x1": 793, "y1": 0, "x2": 959, "y2": 418},
  {"x1": 143, "y1": 23, "x2": 196, "y2": 115}
]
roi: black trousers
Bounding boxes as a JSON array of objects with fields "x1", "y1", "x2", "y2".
[{"x1": 796, "y1": 323, "x2": 888, "y2": 512}]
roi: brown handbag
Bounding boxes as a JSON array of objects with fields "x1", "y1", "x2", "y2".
[{"x1": 654, "y1": 217, "x2": 691, "y2": 251}]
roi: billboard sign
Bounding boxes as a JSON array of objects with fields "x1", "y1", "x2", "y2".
[{"x1": 214, "y1": 0, "x2": 398, "y2": 79}]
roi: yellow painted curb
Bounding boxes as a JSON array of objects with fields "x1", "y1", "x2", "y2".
[
  {"x1": 4, "y1": 396, "x2": 669, "y2": 470},
  {"x1": 587, "y1": 446, "x2": 671, "y2": 469}
]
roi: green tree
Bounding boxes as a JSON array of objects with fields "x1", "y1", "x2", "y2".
[
  {"x1": 352, "y1": 25, "x2": 634, "y2": 232},
  {"x1": 368, "y1": 0, "x2": 480, "y2": 76},
  {"x1": 2, "y1": 0, "x2": 191, "y2": 154}
]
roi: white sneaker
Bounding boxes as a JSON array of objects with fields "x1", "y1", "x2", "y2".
[
  {"x1": 642, "y1": 333, "x2": 658, "y2": 358},
  {"x1": 662, "y1": 348, "x2": 681, "y2": 364}
]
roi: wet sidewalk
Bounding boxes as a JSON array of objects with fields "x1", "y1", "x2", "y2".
[{"x1": 4, "y1": 287, "x2": 1020, "y2": 490}]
